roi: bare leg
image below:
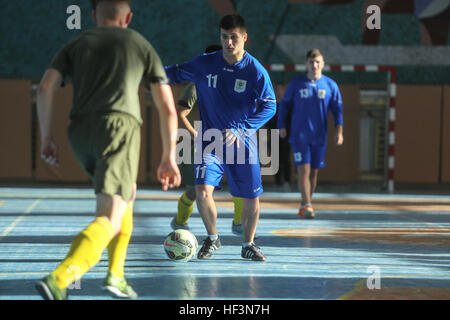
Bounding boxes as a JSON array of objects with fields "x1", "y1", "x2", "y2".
[
  {"x1": 96, "y1": 193, "x2": 129, "y2": 236},
  {"x1": 240, "y1": 197, "x2": 266, "y2": 261},
  {"x1": 107, "y1": 183, "x2": 136, "y2": 272},
  {"x1": 241, "y1": 198, "x2": 260, "y2": 243},
  {"x1": 49, "y1": 192, "x2": 128, "y2": 291},
  {"x1": 297, "y1": 164, "x2": 312, "y2": 206},
  {"x1": 196, "y1": 185, "x2": 218, "y2": 235},
  {"x1": 310, "y1": 168, "x2": 319, "y2": 200},
  {"x1": 185, "y1": 185, "x2": 197, "y2": 201}
]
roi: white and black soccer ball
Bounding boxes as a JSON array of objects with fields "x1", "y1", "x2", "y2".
[{"x1": 163, "y1": 229, "x2": 198, "y2": 262}]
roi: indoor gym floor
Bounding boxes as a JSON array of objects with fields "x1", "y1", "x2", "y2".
[{"x1": 0, "y1": 187, "x2": 449, "y2": 300}]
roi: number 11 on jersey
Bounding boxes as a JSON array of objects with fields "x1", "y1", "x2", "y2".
[
  {"x1": 196, "y1": 165, "x2": 206, "y2": 179},
  {"x1": 206, "y1": 74, "x2": 218, "y2": 88}
]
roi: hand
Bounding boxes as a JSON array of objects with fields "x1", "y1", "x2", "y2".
[
  {"x1": 279, "y1": 128, "x2": 287, "y2": 139},
  {"x1": 223, "y1": 129, "x2": 240, "y2": 148},
  {"x1": 191, "y1": 129, "x2": 198, "y2": 140},
  {"x1": 157, "y1": 157, "x2": 181, "y2": 191},
  {"x1": 40, "y1": 136, "x2": 59, "y2": 167},
  {"x1": 335, "y1": 132, "x2": 344, "y2": 146}
]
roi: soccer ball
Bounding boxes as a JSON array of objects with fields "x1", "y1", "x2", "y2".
[{"x1": 163, "y1": 229, "x2": 198, "y2": 262}]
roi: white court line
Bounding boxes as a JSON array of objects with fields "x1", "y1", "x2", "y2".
[{"x1": 0, "y1": 199, "x2": 41, "y2": 241}]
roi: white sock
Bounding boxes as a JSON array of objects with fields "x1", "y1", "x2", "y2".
[
  {"x1": 208, "y1": 234, "x2": 218, "y2": 241},
  {"x1": 305, "y1": 203, "x2": 312, "y2": 207},
  {"x1": 242, "y1": 242, "x2": 253, "y2": 248}
]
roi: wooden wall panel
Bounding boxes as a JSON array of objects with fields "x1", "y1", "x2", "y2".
[
  {"x1": 0, "y1": 80, "x2": 32, "y2": 179},
  {"x1": 441, "y1": 86, "x2": 450, "y2": 183},
  {"x1": 394, "y1": 85, "x2": 441, "y2": 183},
  {"x1": 319, "y1": 85, "x2": 360, "y2": 182}
]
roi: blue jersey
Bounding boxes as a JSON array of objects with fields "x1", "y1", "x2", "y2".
[
  {"x1": 165, "y1": 50, "x2": 276, "y2": 135},
  {"x1": 278, "y1": 74, "x2": 343, "y2": 145}
]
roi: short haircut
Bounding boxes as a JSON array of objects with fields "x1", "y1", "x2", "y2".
[
  {"x1": 219, "y1": 14, "x2": 246, "y2": 33},
  {"x1": 306, "y1": 49, "x2": 324, "y2": 60},
  {"x1": 90, "y1": 0, "x2": 132, "y2": 10},
  {"x1": 205, "y1": 45, "x2": 222, "y2": 54}
]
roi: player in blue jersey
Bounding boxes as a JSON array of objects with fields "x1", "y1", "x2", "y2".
[
  {"x1": 278, "y1": 49, "x2": 344, "y2": 219},
  {"x1": 165, "y1": 14, "x2": 276, "y2": 261}
]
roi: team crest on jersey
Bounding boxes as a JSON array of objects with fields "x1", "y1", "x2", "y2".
[
  {"x1": 318, "y1": 89, "x2": 326, "y2": 99},
  {"x1": 234, "y1": 79, "x2": 247, "y2": 93}
]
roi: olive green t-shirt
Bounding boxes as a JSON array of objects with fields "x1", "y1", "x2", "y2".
[
  {"x1": 50, "y1": 26, "x2": 168, "y2": 124},
  {"x1": 178, "y1": 82, "x2": 200, "y2": 124}
]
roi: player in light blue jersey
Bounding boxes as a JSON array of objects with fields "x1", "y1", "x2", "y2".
[
  {"x1": 278, "y1": 49, "x2": 344, "y2": 219},
  {"x1": 165, "y1": 14, "x2": 276, "y2": 261}
]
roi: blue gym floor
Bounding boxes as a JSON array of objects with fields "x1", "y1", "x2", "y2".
[{"x1": 0, "y1": 187, "x2": 449, "y2": 300}]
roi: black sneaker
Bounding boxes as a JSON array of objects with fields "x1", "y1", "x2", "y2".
[
  {"x1": 197, "y1": 237, "x2": 221, "y2": 259},
  {"x1": 241, "y1": 243, "x2": 267, "y2": 261}
]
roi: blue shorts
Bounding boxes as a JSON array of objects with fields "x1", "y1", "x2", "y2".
[
  {"x1": 194, "y1": 141, "x2": 263, "y2": 199},
  {"x1": 291, "y1": 142, "x2": 327, "y2": 169}
]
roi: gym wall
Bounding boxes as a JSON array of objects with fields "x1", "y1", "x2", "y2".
[
  {"x1": 395, "y1": 85, "x2": 442, "y2": 183},
  {"x1": 441, "y1": 86, "x2": 450, "y2": 183},
  {"x1": 0, "y1": 80, "x2": 32, "y2": 180},
  {"x1": 0, "y1": 81, "x2": 449, "y2": 187}
]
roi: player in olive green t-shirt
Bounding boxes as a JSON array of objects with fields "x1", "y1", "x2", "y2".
[{"x1": 35, "y1": 0, "x2": 180, "y2": 300}]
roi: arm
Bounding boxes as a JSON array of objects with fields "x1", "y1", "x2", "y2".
[
  {"x1": 277, "y1": 82, "x2": 295, "y2": 138},
  {"x1": 229, "y1": 97, "x2": 276, "y2": 146},
  {"x1": 177, "y1": 106, "x2": 198, "y2": 138},
  {"x1": 36, "y1": 68, "x2": 64, "y2": 167},
  {"x1": 225, "y1": 71, "x2": 276, "y2": 147},
  {"x1": 244, "y1": 97, "x2": 277, "y2": 132},
  {"x1": 242, "y1": 71, "x2": 277, "y2": 132},
  {"x1": 278, "y1": 99, "x2": 291, "y2": 139},
  {"x1": 335, "y1": 125, "x2": 344, "y2": 145},
  {"x1": 330, "y1": 85, "x2": 344, "y2": 146},
  {"x1": 226, "y1": 91, "x2": 276, "y2": 148},
  {"x1": 150, "y1": 82, "x2": 182, "y2": 190},
  {"x1": 177, "y1": 83, "x2": 198, "y2": 138},
  {"x1": 142, "y1": 44, "x2": 182, "y2": 189},
  {"x1": 164, "y1": 60, "x2": 197, "y2": 85}
]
